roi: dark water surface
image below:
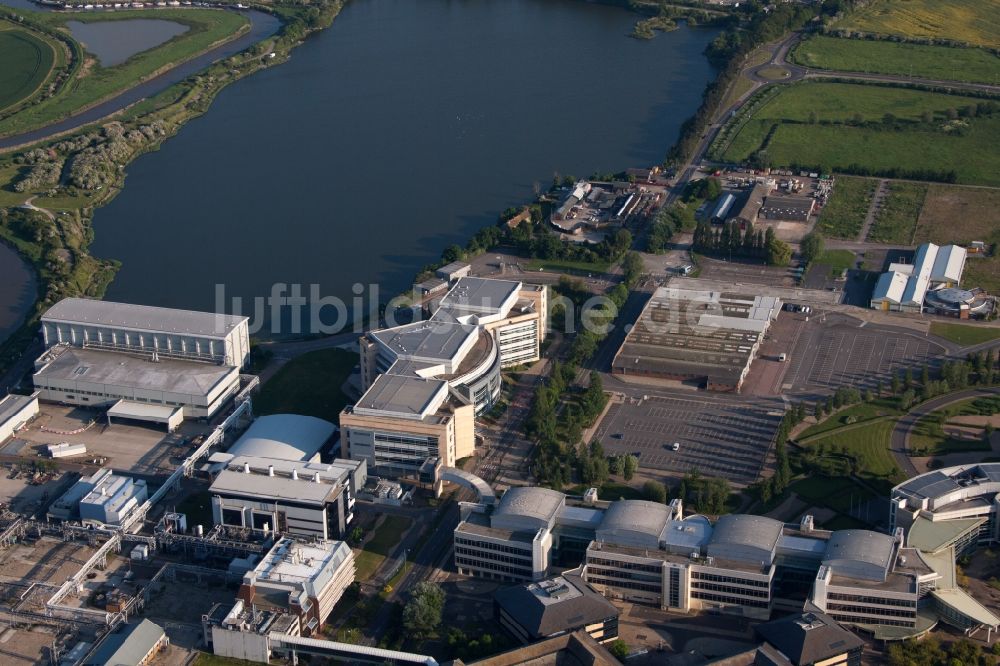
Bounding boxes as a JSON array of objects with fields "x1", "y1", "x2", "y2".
[
  {"x1": 0, "y1": 244, "x2": 37, "y2": 346},
  {"x1": 79, "y1": 0, "x2": 721, "y2": 333},
  {"x1": 67, "y1": 19, "x2": 189, "y2": 66}
]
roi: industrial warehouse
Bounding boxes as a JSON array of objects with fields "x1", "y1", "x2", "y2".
[
  {"x1": 454, "y1": 486, "x2": 1000, "y2": 639},
  {"x1": 610, "y1": 285, "x2": 781, "y2": 392},
  {"x1": 869, "y1": 243, "x2": 981, "y2": 315},
  {"x1": 342, "y1": 276, "x2": 546, "y2": 476}
]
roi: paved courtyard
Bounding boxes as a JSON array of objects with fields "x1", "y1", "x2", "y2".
[
  {"x1": 783, "y1": 315, "x2": 945, "y2": 394},
  {"x1": 592, "y1": 394, "x2": 783, "y2": 485}
]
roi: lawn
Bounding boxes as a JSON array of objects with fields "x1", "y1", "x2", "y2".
[
  {"x1": 0, "y1": 23, "x2": 56, "y2": 112},
  {"x1": 914, "y1": 185, "x2": 1000, "y2": 292},
  {"x1": 910, "y1": 397, "x2": 995, "y2": 455},
  {"x1": 717, "y1": 47, "x2": 771, "y2": 121},
  {"x1": 798, "y1": 399, "x2": 903, "y2": 440},
  {"x1": 255, "y1": 348, "x2": 358, "y2": 423},
  {"x1": 816, "y1": 176, "x2": 876, "y2": 239},
  {"x1": 832, "y1": 0, "x2": 1000, "y2": 48},
  {"x1": 719, "y1": 82, "x2": 1000, "y2": 186},
  {"x1": 929, "y1": 322, "x2": 1000, "y2": 346},
  {"x1": 0, "y1": 8, "x2": 249, "y2": 136},
  {"x1": 868, "y1": 182, "x2": 927, "y2": 244},
  {"x1": 790, "y1": 35, "x2": 1000, "y2": 85},
  {"x1": 800, "y1": 419, "x2": 901, "y2": 486},
  {"x1": 753, "y1": 117, "x2": 1000, "y2": 187},
  {"x1": 353, "y1": 515, "x2": 413, "y2": 581},
  {"x1": 814, "y1": 249, "x2": 856, "y2": 277},
  {"x1": 788, "y1": 475, "x2": 877, "y2": 516}
]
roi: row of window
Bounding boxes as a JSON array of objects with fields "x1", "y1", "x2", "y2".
[
  {"x1": 587, "y1": 567, "x2": 662, "y2": 585},
  {"x1": 827, "y1": 593, "x2": 916, "y2": 608},
  {"x1": 587, "y1": 557, "x2": 662, "y2": 574},
  {"x1": 692, "y1": 571, "x2": 770, "y2": 589},
  {"x1": 691, "y1": 582, "x2": 770, "y2": 600},
  {"x1": 455, "y1": 557, "x2": 531, "y2": 576},
  {"x1": 455, "y1": 537, "x2": 532, "y2": 556},
  {"x1": 455, "y1": 546, "x2": 532, "y2": 567},
  {"x1": 826, "y1": 603, "x2": 916, "y2": 619},
  {"x1": 828, "y1": 612, "x2": 914, "y2": 628},
  {"x1": 587, "y1": 576, "x2": 662, "y2": 594},
  {"x1": 691, "y1": 591, "x2": 769, "y2": 609}
]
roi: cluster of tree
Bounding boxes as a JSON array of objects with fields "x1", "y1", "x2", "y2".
[
  {"x1": 608, "y1": 639, "x2": 630, "y2": 661},
  {"x1": 754, "y1": 403, "x2": 807, "y2": 504},
  {"x1": 677, "y1": 470, "x2": 730, "y2": 515},
  {"x1": 66, "y1": 121, "x2": 167, "y2": 191},
  {"x1": 683, "y1": 177, "x2": 723, "y2": 202},
  {"x1": 559, "y1": 277, "x2": 629, "y2": 366},
  {"x1": 402, "y1": 582, "x2": 445, "y2": 638},
  {"x1": 609, "y1": 452, "x2": 639, "y2": 480},
  {"x1": 642, "y1": 479, "x2": 668, "y2": 504},
  {"x1": 692, "y1": 220, "x2": 792, "y2": 266},
  {"x1": 887, "y1": 636, "x2": 998, "y2": 666},
  {"x1": 445, "y1": 627, "x2": 511, "y2": 662},
  {"x1": 14, "y1": 161, "x2": 62, "y2": 193},
  {"x1": 667, "y1": 2, "x2": 832, "y2": 164},
  {"x1": 800, "y1": 231, "x2": 824, "y2": 264},
  {"x1": 509, "y1": 221, "x2": 635, "y2": 269},
  {"x1": 812, "y1": 386, "x2": 864, "y2": 420},
  {"x1": 647, "y1": 203, "x2": 696, "y2": 254}
]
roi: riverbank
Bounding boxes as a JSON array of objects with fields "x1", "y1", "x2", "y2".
[{"x1": 0, "y1": 0, "x2": 344, "y2": 374}]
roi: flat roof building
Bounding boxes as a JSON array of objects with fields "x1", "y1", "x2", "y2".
[
  {"x1": 436, "y1": 261, "x2": 472, "y2": 283},
  {"x1": 210, "y1": 453, "x2": 364, "y2": 540},
  {"x1": 32, "y1": 344, "x2": 241, "y2": 422},
  {"x1": 345, "y1": 277, "x2": 546, "y2": 476},
  {"x1": 42, "y1": 297, "x2": 250, "y2": 368},
  {"x1": 50, "y1": 468, "x2": 147, "y2": 527},
  {"x1": 237, "y1": 537, "x2": 354, "y2": 635},
  {"x1": 611, "y1": 285, "x2": 781, "y2": 392}
]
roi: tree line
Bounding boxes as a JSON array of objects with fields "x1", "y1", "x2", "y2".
[{"x1": 692, "y1": 219, "x2": 792, "y2": 266}]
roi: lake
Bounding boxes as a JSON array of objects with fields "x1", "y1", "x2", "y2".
[
  {"x1": 0, "y1": 243, "x2": 37, "y2": 347},
  {"x1": 90, "y1": 0, "x2": 720, "y2": 335},
  {"x1": 67, "y1": 19, "x2": 189, "y2": 67}
]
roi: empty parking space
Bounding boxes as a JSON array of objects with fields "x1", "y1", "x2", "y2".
[
  {"x1": 784, "y1": 318, "x2": 944, "y2": 392},
  {"x1": 593, "y1": 395, "x2": 783, "y2": 485}
]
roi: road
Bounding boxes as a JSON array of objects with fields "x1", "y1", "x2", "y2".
[
  {"x1": 0, "y1": 10, "x2": 281, "y2": 151},
  {"x1": 890, "y1": 387, "x2": 1000, "y2": 477}
]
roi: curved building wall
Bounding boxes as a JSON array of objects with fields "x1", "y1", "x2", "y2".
[{"x1": 452, "y1": 335, "x2": 502, "y2": 415}]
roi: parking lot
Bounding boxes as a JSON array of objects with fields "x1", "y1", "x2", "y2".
[
  {"x1": 783, "y1": 314, "x2": 945, "y2": 393},
  {"x1": 593, "y1": 394, "x2": 783, "y2": 485}
]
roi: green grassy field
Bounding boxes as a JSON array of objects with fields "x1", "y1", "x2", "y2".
[
  {"x1": 798, "y1": 399, "x2": 903, "y2": 440},
  {"x1": 930, "y1": 322, "x2": 1000, "y2": 346},
  {"x1": 799, "y1": 419, "x2": 901, "y2": 489},
  {"x1": 914, "y1": 185, "x2": 1000, "y2": 292},
  {"x1": 910, "y1": 398, "x2": 995, "y2": 455},
  {"x1": 255, "y1": 348, "x2": 358, "y2": 424},
  {"x1": 788, "y1": 475, "x2": 878, "y2": 517},
  {"x1": 791, "y1": 35, "x2": 1000, "y2": 85},
  {"x1": 816, "y1": 176, "x2": 876, "y2": 239},
  {"x1": 720, "y1": 82, "x2": 1000, "y2": 186},
  {"x1": 814, "y1": 249, "x2": 856, "y2": 277},
  {"x1": 868, "y1": 182, "x2": 927, "y2": 244},
  {"x1": 354, "y1": 515, "x2": 413, "y2": 581},
  {"x1": 0, "y1": 24, "x2": 56, "y2": 112},
  {"x1": 0, "y1": 9, "x2": 248, "y2": 136},
  {"x1": 832, "y1": 0, "x2": 1000, "y2": 48}
]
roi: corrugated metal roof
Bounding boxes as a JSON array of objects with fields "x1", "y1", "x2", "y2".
[
  {"x1": 84, "y1": 619, "x2": 164, "y2": 666},
  {"x1": 872, "y1": 271, "x2": 908, "y2": 304}
]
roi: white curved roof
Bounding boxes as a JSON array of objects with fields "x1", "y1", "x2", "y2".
[
  {"x1": 823, "y1": 530, "x2": 895, "y2": 582},
  {"x1": 228, "y1": 414, "x2": 335, "y2": 462},
  {"x1": 598, "y1": 500, "x2": 672, "y2": 543},
  {"x1": 493, "y1": 487, "x2": 564, "y2": 530}
]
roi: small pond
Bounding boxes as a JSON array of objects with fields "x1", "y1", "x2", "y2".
[{"x1": 67, "y1": 19, "x2": 189, "y2": 66}]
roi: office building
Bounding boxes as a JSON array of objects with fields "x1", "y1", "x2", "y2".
[
  {"x1": 344, "y1": 277, "x2": 546, "y2": 476},
  {"x1": 42, "y1": 297, "x2": 250, "y2": 368},
  {"x1": 754, "y1": 612, "x2": 864, "y2": 666},
  {"x1": 455, "y1": 486, "x2": 1000, "y2": 638}
]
